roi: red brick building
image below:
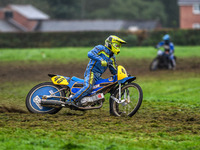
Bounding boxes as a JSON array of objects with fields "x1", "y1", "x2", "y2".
[
  {"x1": 0, "y1": 4, "x2": 49, "y2": 32},
  {"x1": 178, "y1": 0, "x2": 200, "y2": 29},
  {"x1": 0, "y1": 4, "x2": 160, "y2": 32}
]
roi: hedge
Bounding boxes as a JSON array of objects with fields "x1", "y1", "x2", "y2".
[
  {"x1": 141, "y1": 29, "x2": 200, "y2": 46},
  {"x1": 0, "y1": 29, "x2": 199, "y2": 48},
  {"x1": 0, "y1": 31, "x2": 134, "y2": 48}
]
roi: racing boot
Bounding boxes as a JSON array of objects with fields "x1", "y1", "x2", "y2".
[{"x1": 171, "y1": 59, "x2": 176, "y2": 70}]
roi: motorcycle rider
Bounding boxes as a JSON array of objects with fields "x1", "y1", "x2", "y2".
[
  {"x1": 156, "y1": 34, "x2": 176, "y2": 69},
  {"x1": 66, "y1": 35, "x2": 126, "y2": 105}
]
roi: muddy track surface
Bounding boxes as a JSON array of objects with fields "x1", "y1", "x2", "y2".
[
  {"x1": 0, "y1": 58, "x2": 199, "y2": 82},
  {"x1": 0, "y1": 58, "x2": 200, "y2": 136},
  {"x1": 0, "y1": 103, "x2": 200, "y2": 135}
]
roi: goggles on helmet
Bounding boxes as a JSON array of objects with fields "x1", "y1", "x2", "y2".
[{"x1": 112, "y1": 42, "x2": 121, "y2": 49}]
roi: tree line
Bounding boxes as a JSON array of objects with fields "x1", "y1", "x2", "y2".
[{"x1": 0, "y1": 0, "x2": 179, "y2": 28}]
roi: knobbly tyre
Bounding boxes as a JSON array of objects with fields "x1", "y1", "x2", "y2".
[
  {"x1": 150, "y1": 48, "x2": 176, "y2": 71},
  {"x1": 26, "y1": 65, "x2": 143, "y2": 117}
]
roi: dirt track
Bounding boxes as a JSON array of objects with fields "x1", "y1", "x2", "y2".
[
  {"x1": 0, "y1": 58, "x2": 200, "y2": 137},
  {"x1": 0, "y1": 58, "x2": 199, "y2": 83}
]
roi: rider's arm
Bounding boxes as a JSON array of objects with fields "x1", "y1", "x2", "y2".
[
  {"x1": 109, "y1": 56, "x2": 117, "y2": 75},
  {"x1": 170, "y1": 42, "x2": 175, "y2": 53},
  {"x1": 156, "y1": 41, "x2": 164, "y2": 48},
  {"x1": 88, "y1": 46, "x2": 103, "y2": 62}
]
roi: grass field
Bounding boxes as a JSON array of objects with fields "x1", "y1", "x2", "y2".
[
  {"x1": 0, "y1": 46, "x2": 200, "y2": 150},
  {"x1": 0, "y1": 46, "x2": 200, "y2": 63}
]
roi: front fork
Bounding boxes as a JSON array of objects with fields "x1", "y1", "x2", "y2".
[
  {"x1": 111, "y1": 83, "x2": 130, "y2": 105},
  {"x1": 119, "y1": 83, "x2": 122, "y2": 101}
]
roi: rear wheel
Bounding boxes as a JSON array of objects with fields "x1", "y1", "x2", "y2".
[
  {"x1": 26, "y1": 82, "x2": 65, "y2": 114},
  {"x1": 110, "y1": 83, "x2": 143, "y2": 117}
]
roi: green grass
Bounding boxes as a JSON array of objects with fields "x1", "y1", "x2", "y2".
[
  {"x1": 0, "y1": 46, "x2": 200, "y2": 63},
  {"x1": 140, "y1": 75, "x2": 200, "y2": 105},
  {"x1": 0, "y1": 127, "x2": 199, "y2": 150},
  {"x1": 0, "y1": 47, "x2": 89, "y2": 63},
  {"x1": 0, "y1": 73, "x2": 200, "y2": 150}
]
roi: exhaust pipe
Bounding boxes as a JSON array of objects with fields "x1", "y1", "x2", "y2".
[
  {"x1": 41, "y1": 100, "x2": 65, "y2": 107},
  {"x1": 41, "y1": 99, "x2": 103, "y2": 110}
]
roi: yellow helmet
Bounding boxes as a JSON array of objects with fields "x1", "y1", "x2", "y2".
[{"x1": 105, "y1": 35, "x2": 127, "y2": 55}]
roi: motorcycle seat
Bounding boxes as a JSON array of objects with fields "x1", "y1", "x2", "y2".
[{"x1": 71, "y1": 76, "x2": 84, "y2": 83}]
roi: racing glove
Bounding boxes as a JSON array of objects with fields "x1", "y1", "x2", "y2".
[{"x1": 101, "y1": 60, "x2": 107, "y2": 67}]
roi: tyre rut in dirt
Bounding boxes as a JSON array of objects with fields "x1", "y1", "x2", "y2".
[
  {"x1": 110, "y1": 83, "x2": 143, "y2": 117},
  {"x1": 26, "y1": 82, "x2": 65, "y2": 114}
]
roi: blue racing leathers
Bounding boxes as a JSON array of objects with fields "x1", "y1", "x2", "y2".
[
  {"x1": 69, "y1": 45, "x2": 117, "y2": 102},
  {"x1": 156, "y1": 41, "x2": 175, "y2": 60},
  {"x1": 156, "y1": 41, "x2": 176, "y2": 68}
]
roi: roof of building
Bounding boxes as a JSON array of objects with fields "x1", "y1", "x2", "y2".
[
  {"x1": 178, "y1": 0, "x2": 200, "y2": 5},
  {"x1": 37, "y1": 20, "x2": 160, "y2": 32},
  {"x1": 8, "y1": 4, "x2": 49, "y2": 20},
  {"x1": 0, "y1": 20, "x2": 19, "y2": 32},
  {"x1": 0, "y1": 19, "x2": 160, "y2": 32},
  {"x1": 38, "y1": 20, "x2": 124, "y2": 32},
  {"x1": 124, "y1": 20, "x2": 160, "y2": 30}
]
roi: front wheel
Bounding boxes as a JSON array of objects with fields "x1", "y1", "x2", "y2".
[
  {"x1": 110, "y1": 83, "x2": 143, "y2": 117},
  {"x1": 150, "y1": 58, "x2": 159, "y2": 71},
  {"x1": 26, "y1": 82, "x2": 65, "y2": 114}
]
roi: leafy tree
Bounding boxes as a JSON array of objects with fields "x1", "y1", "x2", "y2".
[
  {"x1": 160, "y1": 0, "x2": 179, "y2": 27},
  {"x1": 81, "y1": 0, "x2": 166, "y2": 25},
  {"x1": 111, "y1": 0, "x2": 166, "y2": 20},
  {"x1": 45, "y1": 0, "x2": 81, "y2": 19},
  {"x1": 83, "y1": 0, "x2": 113, "y2": 19}
]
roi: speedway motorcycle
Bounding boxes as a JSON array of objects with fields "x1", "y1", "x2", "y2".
[
  {"x1": 26, "y1": 65, "x2": 143, "y2": 117},
  {"x1": 150, "y1": 48, "x2": 176, "y2": 71}
]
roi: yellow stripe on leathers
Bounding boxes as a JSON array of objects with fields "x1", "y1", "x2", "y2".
[
  {"x1": 98, "y1": 51, "x2": 109, "y2": 58},
  {"x1": 90, "y1": 72, "x2": 94, "y2": 85},
  {"x1": 110, "y1": 58, "x2": 116, "y2": 69}
]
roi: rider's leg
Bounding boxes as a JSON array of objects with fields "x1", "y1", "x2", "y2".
[
  {"x1": 170, "y1": 55, "x2": 176, "y2": 69},
  {"x1": 67, "y1": 72, "x2": 95, "y2": 103}
]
